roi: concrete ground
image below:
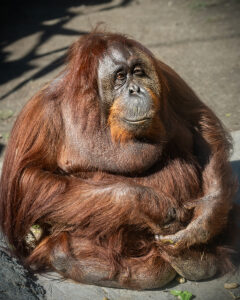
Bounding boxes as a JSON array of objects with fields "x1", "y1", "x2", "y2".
[{"x1": 0, "y1": 0, "x2": 239, "y2": 299}]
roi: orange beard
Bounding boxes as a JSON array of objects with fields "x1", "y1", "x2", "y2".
[{"x1": 108, "y1": 90, "x2": 165, "y2": 143}]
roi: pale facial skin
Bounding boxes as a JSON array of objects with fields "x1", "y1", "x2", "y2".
[{"x1": 97, "y1": 44, "x2": 161, "y2": 132}]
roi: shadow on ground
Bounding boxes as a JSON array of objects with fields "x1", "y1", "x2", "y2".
[{"x1": 0, "y1": 0, "x2": 133, "y2": 100}]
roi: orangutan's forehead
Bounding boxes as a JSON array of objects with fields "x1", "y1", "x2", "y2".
[
  {"x1": 107, "y1": 44, "x2": 132, "y2": 62},
  {"x1": 98, "y1": 45, "x2": 151, "y2": 77}
]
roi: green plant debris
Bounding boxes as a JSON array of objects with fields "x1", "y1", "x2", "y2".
[
  {"x1": 31, "y1": 224, "x2": 41, "y2": 229},
  {"x1": 225, "y1": 113, "x2": 232, "y2": 117},
  {"x1": 170, "y1": 290, "x2": 193, "y2": 300},
  {"x1": 1, "y1": 132, "x2": 10, "y2": 141},
  {"x1": 0, "y1": 109, "x2": 14, "y2": 120}
]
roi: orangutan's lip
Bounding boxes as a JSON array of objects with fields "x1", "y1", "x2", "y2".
[{"x1": 123, "y1": 117, "x2": 151, "y2": 124}]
